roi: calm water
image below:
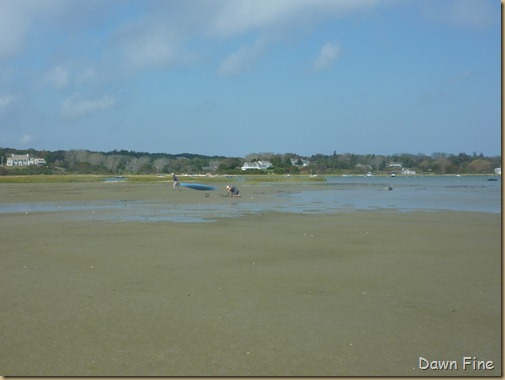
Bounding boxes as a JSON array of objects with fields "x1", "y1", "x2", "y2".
[
  {"x1": 0, "y1": 176, "x2": 500, "y2": 222},
  {"x1": 285, "y1": 175, "x2": 501, "y2": 214}
]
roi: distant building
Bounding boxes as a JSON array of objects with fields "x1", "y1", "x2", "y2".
[
  {"x1": 402, "y1": 168, "x2": 416, "y2": 175},
  {"x1": 6, "y1": 154, "x2": 30, "y2": 166},
  {"x1": 290, "y1": 158, "x2": 310, "y2": 167},
  {"x1": 388, "y1": 162, "x2": 403, "y2": 174},
  {"x1": 241, "y1": 161, "x2": 272, "y2": 171},
  {"x1": 494, "y1": 168, "x2": 501, "y2": 175},
  {"x1": 6, "y1": 154, "x2": 47, "y2": 166},
  {"x1": 31, "y1": 158, "x2": 47, "y2": 165}
]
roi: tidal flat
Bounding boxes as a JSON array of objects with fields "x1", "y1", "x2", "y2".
[{"x1": 0, "y1": 182, "x2": 501, "y2": 376}]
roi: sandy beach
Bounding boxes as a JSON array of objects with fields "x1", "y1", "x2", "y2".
[{"x1": 0, "y1": 182, "x2": 501, "y2": 376}]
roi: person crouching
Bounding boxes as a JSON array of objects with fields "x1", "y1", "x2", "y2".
[{"x1": 226, "y1": 185, "x2": 240, "y2": 197}]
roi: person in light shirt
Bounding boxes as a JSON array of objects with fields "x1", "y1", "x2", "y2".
[{"x1": 226, "y1": 185, "x2": 240, "y2": 197}]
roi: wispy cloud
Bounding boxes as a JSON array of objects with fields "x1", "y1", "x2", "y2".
[
  {"x1": 421, "y1": 69, "x2": 474, "y2": 105},
  {"x1": 116, "y1": 20, "x2": 183, "y2": 70},
  {"x1": 218, "y1": 39, "x2": 266, "y2": 76},
  {"x1": 42, "y1": 64, "x2": 99, "y2": 90},
  {"x1": 43, "y1": 65, "x2": 69, "y2": 88},
  {"x1": 0, "y1": 0, "x2": 380, "y2": 74},
  {"x1": 313, "y1": 42, "x2": 341, "y2": 70},
  {"x1": 0, "y1": 2, "x2": 30, "y2": 61},
  {"x1": 61, "y1": 93, "x2": 116, "y2": 119},
  {"x1": 75, "y1": 65, "x2": 96, "y2": 85},
  {"x1": 19, "y1": 134, "x2": 34, "y2": 145},
  {"x1": 206, "y1": 0, "x2": 379, "y2": 37},
  {"x1": 419, "y1": 0, "x2": 498, "y2": 29},
  {"x1": 113, "y1": 0, "x2": 379, "y2": 73},
  {"x1": 0, "y1": 94, "x2": 16, "y2": 113},
  {"x1": 0, "y1": 0, "x2": 75, "y2": 62}
]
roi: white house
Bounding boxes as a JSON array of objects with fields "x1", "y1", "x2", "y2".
[
  {"x1": 494, "y1": 168, "x2": 501, "y2": 175},
  {"x1": 241, "y1": 161, "x2": 272, "y2": 171},
  {"x1": 31, "y1": 158, "x2": 47, "y2": 165},
  {"x1": 290, "y1": 158, "x2": 310, "y2": 167},
  {"x1": 6, "y1": 154, "x2": 30, "y2": 166},
  {"x1": 6, "y1": 154, "x2": 46, "y2": 166},
  {"x1": 402, "y1": 168, "x2": 416, "y2": 175}
]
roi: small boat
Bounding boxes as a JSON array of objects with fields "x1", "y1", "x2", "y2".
[{"x1": 180, "y1": 183, "x2": 217, "y2": 191}]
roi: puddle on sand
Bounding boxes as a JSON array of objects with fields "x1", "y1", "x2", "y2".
[{"x1": 0, "y1": 199, "x2": 271, "y2": 223}]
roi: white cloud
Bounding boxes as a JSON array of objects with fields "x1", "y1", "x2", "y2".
[
  {"x1": 449, "y1": 0, "x2": 497, "y2": 28},
  {"x1": 0, "y1": 0, "x2": 123, "y2": 62},
  {"x1": 0, "y1": 0, "x2": 72, "y2": 62},
  {"x1": 114, "y1": 0, "x2": 379, "y2": 73},
  {"x1": 19, "y1": 134, "x2": 34, "y2": 145},
  {"x1": 75, "y1": 65, "x2": 96, "y2": 85},
  {"x1": 218, "y1": 39, "x2": 266, "y2": 76},
  {"x1": 61, "y1": 93, "x2": 116, "y2": 119},
  {"x1": 211, "y1": 1, "x2": 372, "y2": 75},
  {"x1": 419, "y1": 0, "x2": 498, "y2": 29},
  {"x1": 207, "y1": 0, "x2": 379, "y2": 37},
  {"x1": 44, "y1": 65, "x2": 69, "y2": 88},
  {"x1": 313, "y1": 42, "x2": 341, "y2": 70},
  {"x1": 0, "y1": 2, "x2": 30, "y2": 61},
  {"x1": 208, "y1": 1, "x2": 299, "y2": 36},
  {"x1": 115, "y1": 16, "x2": 190, "y2": 71},
  {"x1": 0, "y1": 0, "x2": 382, "y2": 75},
  {"x1": 0, "y1": 94, "x2": 16, "y2": 113},
  {"x1": 42, "y1": 64, "x2": 99, "y2": 89}
]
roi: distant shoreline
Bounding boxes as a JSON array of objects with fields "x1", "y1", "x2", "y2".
[{"x1": 0, "y1": 173, "x2": 499, "y2": 184}]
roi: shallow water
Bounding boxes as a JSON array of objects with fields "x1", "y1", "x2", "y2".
[
  {"x1": 0, "y1": 176, "x2": 500, "y2": 222},
  {"x1": 288, "y1": 175, "x2": 501, "y2": 214}
]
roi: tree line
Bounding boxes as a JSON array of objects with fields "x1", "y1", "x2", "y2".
[{"x1": 0, "y1": 147, "x2": 501, "y2": 175}]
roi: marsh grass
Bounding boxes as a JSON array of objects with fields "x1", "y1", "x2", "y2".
[
  {"x1": 0, "y1": 175, "x2": 103, "y2": 183},
  {"x1": 245, "y1": 175, "x2": 326, "y2": 183},
  {"x1": 0, "y1": 174, "x2": 326, "y2": 184}
]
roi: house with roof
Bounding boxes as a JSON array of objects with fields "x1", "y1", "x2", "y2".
[
  {"x1": 6, "y1": 154, "x2": 30, "y2": 166},
  {"x1": 290, "y1": 158, "x2": 310, "y2": 167},
  {"x1": 6, "y1": 154, "x2": 47, "y2": 166},
  {"x1": 401, "y1": 168, "x2": 416, "y2": 175},
  {"x1": 31, "y1": 158, "x2": 47, "y2": 165},
  {"x1": 241, "y1": 161, "x2": 272, "y2": 171}
]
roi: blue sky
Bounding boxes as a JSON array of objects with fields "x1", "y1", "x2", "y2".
[{"x1": 0, "y1": 0, "x2": 500, "y2": 157}]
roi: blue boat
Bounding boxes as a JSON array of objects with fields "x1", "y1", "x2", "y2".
[{"x1": 180, "y1": 183, "x2": 217, "y2": 191}]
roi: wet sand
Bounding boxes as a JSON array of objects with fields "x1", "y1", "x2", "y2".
[{"x1": 0, "y1": 182, "x2": 501, "y2": 376}]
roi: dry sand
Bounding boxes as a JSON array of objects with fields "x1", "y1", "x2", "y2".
[{"x1": 0, "y1": 182, "x2": 501, "y2": 376}]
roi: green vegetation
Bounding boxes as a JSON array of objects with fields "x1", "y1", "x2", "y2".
[
  {"x1": 244, "y1": 175, "x2": 325, "y2": 183},
  {"x1": 0, "y1": 174, "x2": 325, "y2": 185},
  {"x1": 0, "y1": 175, "x2": 103, "y2": 183},
  {"x1": 0, "y1": 148, "x2": 501, "y2": 179}
]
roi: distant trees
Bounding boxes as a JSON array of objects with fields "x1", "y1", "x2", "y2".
[
  {"x1": 468, "y1": 159, "x2": 493, "y2": 174},
  {"x1": 217, "y1": 158, "x2": 243, "y2": 173},
  {"x1": 303, "y1": 152, "x2": 501, "y2": 175},
  {"x1": 0, "y1": 147, "x2": 500, "y2": 175}
]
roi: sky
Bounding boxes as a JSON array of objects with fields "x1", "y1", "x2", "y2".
[{"x1": 0, "y1": 0, "x2": 501, "y2": 157}]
